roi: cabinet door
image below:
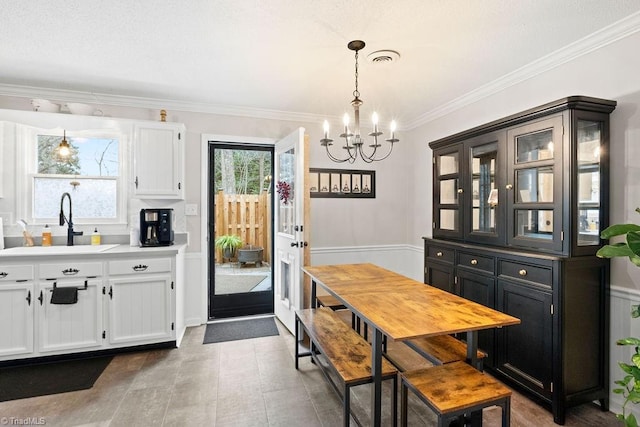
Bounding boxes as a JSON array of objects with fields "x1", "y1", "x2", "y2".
[
  {"x1": 574, "y1": 112, "x2": 609, "y2": 255},
  {"x1": 458, "y1": 269, "x2": 495, "y2": 367},
  {"x1": 38, "y1": 279, "x2": 103, "y2": 353},
  {"x1": 0, "y1": 283, "x2": 34, "y2": 357},
  {"x1": 433, "y1": 144, "x2": 464, "y2": 239},
  {"x1": 464, "y1": 131, "x2": 506, "y2": 246},
  {"x1": 133, "y1": 123, "x2": 184, "y2": 199},
  {"x1": 496, "y1": 279, "x2": 553, "y2": 400},
  {"x1": 107, "y1": 274, "x2": 173, "y2": 345},
  {"x1": 425, "y1": 262, "x2": 456, "y2": 294},
  {"x1": 506, "y1": 116, "x2": 563, "y2": 252}
]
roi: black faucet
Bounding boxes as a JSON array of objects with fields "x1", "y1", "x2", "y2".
[{"x1": 59, "y1": 192, "x2": 83, "y2": 246}]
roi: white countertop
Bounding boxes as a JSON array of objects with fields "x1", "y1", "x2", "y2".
[{"x1": 0, "y1": 243, "x2": 186, "y2": 260}]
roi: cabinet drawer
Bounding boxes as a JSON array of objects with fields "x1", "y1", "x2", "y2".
[
  {"x1": 458, "y1": 252, "x2": 494, "y2": 274},
  {"x1": 0, "y1": 265, "x2": 34, "y2": 282},
  {"x1": 39, "y1": 262, "x2": 103, "y2": 279},
  {"x1": 498, "y1": 260, "x2": 552, "y2": 286},
  {"x1": 109, "y1": 258, "x2": 171, "y2": 275},
  {"x1": 426, "y1": 245, "x2": 455, "y2": 264}
]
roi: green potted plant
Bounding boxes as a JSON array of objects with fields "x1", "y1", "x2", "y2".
[
  {"x1": 597, "y1": 207, "x2": 640, "y2": 426},
  {"x1": 214, "y1": 234, "x2": 243, "y2": 260}
]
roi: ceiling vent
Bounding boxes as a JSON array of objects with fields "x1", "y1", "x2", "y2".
[{"x1": 367, "y1": 49, "x2": 400, "y2": 64}]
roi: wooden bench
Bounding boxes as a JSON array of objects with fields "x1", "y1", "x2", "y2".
[
  {"x1": 295, "y1": 307, "x2": 398, "y2": 426},
  {"x1": 404, "y1": 335, "x2": 487, "y2": 370},
  {"x1": 316, "y1": 294, "x2": 367, "y2": 339},
  {"x1": 400, "y1": 361, "x2": 512, "y2": 427}
]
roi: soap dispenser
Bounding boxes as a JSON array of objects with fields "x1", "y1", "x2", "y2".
[
  {"x1": 91, "y1": 228, "x2": 101, "y2": 245},
  {"x1": 42, "y1": 224, "x2": 52, "y2": 247}
]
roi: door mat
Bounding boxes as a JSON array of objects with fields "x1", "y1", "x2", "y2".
[
  {"x1": 0, "y1": 355, "x2": 113, "y2": 402},
  {"x1": 214, "y1": 274, "x2": 267, "y2": 295},
  {"x1": 203, "y1": 317, "x2": 279, "y2": 344}
]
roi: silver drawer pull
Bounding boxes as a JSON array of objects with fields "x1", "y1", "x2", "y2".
[
  {"x1": 62, "y1": 268, "x2": 79, "y2": 276},
  {"x1": 436, "y1": 252, "x2": 443, "y2": 257},
  {"x1": 519, "y1": 269, "x2": 527, "y2": 276},
  {"x1": 506, "y1": 184, "x2": 513, "y2": 190},
  {"x1": 0, "y1": 272, "x2": 8, "y2": 278},
  {"x1": 133, "y1": 264, "x2": 149, "y2": 272},
  {"x1": 457, "y1": 188, "x2": 463, "y2": 194},
  {"x1": 471, "y1": 259, "x2": 478, "y2": 265}
]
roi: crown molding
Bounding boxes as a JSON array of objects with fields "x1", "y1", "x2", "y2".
[
  {"x1": 0, "y1": 83, "x2": 325, "y2": 124},
  {"x1": 404, "y1": 10, "x2": 640, "y2": 130}
]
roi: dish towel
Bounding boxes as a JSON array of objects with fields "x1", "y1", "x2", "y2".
[{"x1": 50, "y1": 287, "x2": 78, "y2": 304}]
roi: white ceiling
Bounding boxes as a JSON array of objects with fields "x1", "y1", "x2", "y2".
[{"x1": 2, "y1": 1, "x2": 640, "y2": 129}]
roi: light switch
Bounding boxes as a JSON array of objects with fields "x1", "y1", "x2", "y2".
[{"x1": 185, "y1": 204, "x2": 198, "y2": 216}]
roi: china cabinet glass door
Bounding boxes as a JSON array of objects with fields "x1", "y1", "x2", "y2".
[
  {"x1": 507, "y1": 116, "x2": 563, "y2": 252},
  {"x1": 465, "y1": 131, "x2": 505, "y2": 245},
  {"x1": 433, "y1": 145, "x2": 463, "y2": 239},
  {"x1": 576, "y1": 117, "x2": 605, "y2": 251}
]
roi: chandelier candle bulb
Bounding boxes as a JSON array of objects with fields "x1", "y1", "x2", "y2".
[{"x1": 323, "y1": 120, "x2": 330, "y2": 140}]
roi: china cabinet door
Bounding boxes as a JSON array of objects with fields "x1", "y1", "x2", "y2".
[
  {"x1": 433, "y1": 144, "x2": 464, "y2": 239},
  {"x1": 464, "y1": 131, "x2": 506, "y2": 246},
  {"x1": 573, "y1": 112, "x2": 609, "y2": 256},
  {"x1": 506, "y1": 116, "x2": 564, "y2": 252}
]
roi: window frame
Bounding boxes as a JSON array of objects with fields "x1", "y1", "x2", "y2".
[{"x1": 16, "y1": 124, "x2": 129, "y2": 226}]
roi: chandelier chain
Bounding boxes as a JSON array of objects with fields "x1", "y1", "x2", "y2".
[{"x1": 353, "y1": 50, "x2": 360, "y2": 99}]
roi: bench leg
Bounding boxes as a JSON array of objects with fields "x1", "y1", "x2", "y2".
[
  {"x1": 392, "y1": 374, "x2": 398, "y2": 427},
  {"x1": 295, "y1": 315, "x2": 300, "y2": 370},
  {"x1": 400, "y1": 380, "x2": 408, "y2": 427},
  {"x1": 344, "y1": 385, "x2": 351, "y2": 427},
  {"x1": 503, "y1": 397, "x2": 511, "y2": 427}
]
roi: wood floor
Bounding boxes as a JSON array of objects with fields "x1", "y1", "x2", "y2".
[{"x1": 0, "y1": 319, "x2": 620, "y2": 426}]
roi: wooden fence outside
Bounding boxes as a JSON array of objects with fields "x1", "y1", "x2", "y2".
[{"x1": 214, "y1": 190, "x2": 271, "y2": 264}]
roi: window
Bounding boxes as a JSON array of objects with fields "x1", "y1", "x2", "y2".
[{"x1": 17, "y1": 125, "x2": 126, "y2": 225}]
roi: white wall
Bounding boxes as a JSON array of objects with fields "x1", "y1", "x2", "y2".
[{"x1": 406, "y1": 28, "x2": 640, "y2": 418}]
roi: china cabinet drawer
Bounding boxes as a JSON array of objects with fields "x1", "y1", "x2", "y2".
[
  {"x1": 0, "y1": 265, "x2": 34, "y2": 282},
  {"x1": 457, "y1": 252, "x2": 494, "y2": 274},
  {"x1": 39, "y1": 262, "x2": 103, "y2": 279},
  {"x1": 426, "y1": 245, "x2": 455, "y2": 264},
  {"x1": 109, "y1": 258, "x2": 171, "y2": 275},
  {"x1": 498, "y1": 260, "x2": 552, "y2": 287}
]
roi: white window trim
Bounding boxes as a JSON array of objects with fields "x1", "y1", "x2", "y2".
[{"x1": 16, "y1": 124, "x2": 129, "y2": 226}]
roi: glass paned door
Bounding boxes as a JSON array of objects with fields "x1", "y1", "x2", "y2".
[
  {"x1": 507, "y1": 116, "x2": 563, "y2": 252},
  {"x1": 464, "y1": 131, "x2": 505, "y2": 246},
  {"x1": 433, "y1": 146, "x2": 463, "y2": 239},
  {"x1": 576, "y1": 119, "x2": 602, "y2": 246}
]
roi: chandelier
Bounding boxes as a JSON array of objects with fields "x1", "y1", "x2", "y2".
[{"x1": 321, "y1": 40, "x2": 398, "y2": 163}]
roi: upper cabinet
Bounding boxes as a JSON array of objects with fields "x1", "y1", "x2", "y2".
[
  {"x1": 132, "y1": 122, "x2": 185, "y2": 199},
  {"x1": 431, "y1": 96, "x2": 616, "y2": 256}
]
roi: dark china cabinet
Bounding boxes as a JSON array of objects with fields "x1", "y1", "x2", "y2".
[{"x1": 425, "y1": 96, "x2": 615, "y2": 424}]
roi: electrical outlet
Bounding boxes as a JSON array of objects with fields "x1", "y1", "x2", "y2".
[
  {"x1": 0, "y1": 212, "x2": 13, "y2": 226},
  {"x1": 185, "y1": 204, "x2": 198, "y2": 216}
]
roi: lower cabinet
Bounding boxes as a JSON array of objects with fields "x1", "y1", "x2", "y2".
[
  {"x1": 0, "y1": 278, "x2": 34, "y2": 357},
  {"x1": 38, "y1": 278, "x2": 103, "y2": 353},
  {"x1": 0, "y1": 253, "x2": 178, "y2": 363},
  {"x1": 458, "y1": 269, "x2": 495, "y2": 368},
  {"x1": 495, "y1": 279, "x2": 552, "y2": 401},
  {"x1": 424, "y1": 238, "x2": 609, "y2": 424},
  {"x1": 106, "y1": 257, "x2": 174, "y2": 346}
]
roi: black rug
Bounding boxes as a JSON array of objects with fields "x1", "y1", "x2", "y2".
[
  {"x1": 0, "y1": 356, "x2": 113, "y2": 402},
  {"x1": 203, "y1": 317, "x2": 279, "y2": 344}
]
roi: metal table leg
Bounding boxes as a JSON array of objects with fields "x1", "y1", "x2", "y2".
[{"x1": 371, "y1": 327, "x2": 383, "y2": 427}]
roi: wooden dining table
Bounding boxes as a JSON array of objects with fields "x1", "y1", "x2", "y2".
[{"x1": 302, "y1": 263, "x2": 520, "y2": 427}]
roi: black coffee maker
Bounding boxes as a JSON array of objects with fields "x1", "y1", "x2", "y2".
[{"x1": 140, "y1": 208, "x2": 174, "y2": 246}]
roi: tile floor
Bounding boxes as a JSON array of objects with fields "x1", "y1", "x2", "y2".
[{"x1": 0, "y1": 318, "x2": 621, "y2": 426}]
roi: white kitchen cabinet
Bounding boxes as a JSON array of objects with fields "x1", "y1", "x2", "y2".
[
  {"x1": 0, "y1": 265, "x2": 35, "y2": 357},
  {"x1": 106, "y1": 257, "x2": 174, "y2": 345},
  {"x1": 37, "y1": 279, "x2": 103, "y2": 353},
  {"x1": 132, "y1": 122, "x2": 185, "y2": 199},
  {"x1": 37, "y1": 261, "x2": 103, "y2": 353}
]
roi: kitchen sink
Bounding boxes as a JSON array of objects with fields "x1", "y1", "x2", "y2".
[{"x1": 0, "y1": 244, "x2": 120, "y2": 256}]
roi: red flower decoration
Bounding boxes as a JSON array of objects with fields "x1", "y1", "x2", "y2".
[{"x1": 276, "y1": 181, "x2": 292, "y2": 204}]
